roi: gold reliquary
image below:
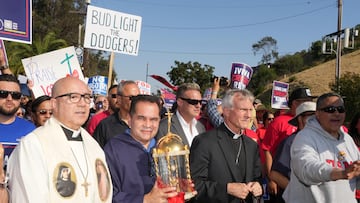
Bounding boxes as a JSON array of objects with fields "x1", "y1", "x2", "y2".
[{"x1": 152, "y1": 112, "x2": 195, "y2": 201}]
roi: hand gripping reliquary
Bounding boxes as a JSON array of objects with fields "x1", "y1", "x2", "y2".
[{"x1": 152, "y1": 111, "x2": 195, "y2": 201}]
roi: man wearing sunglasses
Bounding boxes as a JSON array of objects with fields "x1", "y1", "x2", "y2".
[
  {"x1": 156, "y1": 83, "x2": 205, "y2": 147},
  {"x1": 86, "y1": 84, "x2": 119, "y2": 135},
  {"x1": 283, "y1": 92, "x2": 360, "y2": 203},
  {"x1": 0, "y1": 74, "x2": 35, "y2": 166},
  {"x1": 93, "y1": 80, "x2": 139, "y2": 148}
]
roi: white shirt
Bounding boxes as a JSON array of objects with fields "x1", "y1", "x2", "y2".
[{"x1": 176, "y1": 110, "x2": 200, "y2": 146}]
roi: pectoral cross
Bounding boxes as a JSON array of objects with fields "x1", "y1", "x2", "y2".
[{"x1": 81, "y1": 180, "x2": 90, "y2": 197}]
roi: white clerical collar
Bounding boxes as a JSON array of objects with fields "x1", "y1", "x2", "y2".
[
  {"x1": 60, "y1": 125, "x2": 82, "y2": 140},
  {"x1": 224, "y1": 122, "x2": 242, "y2": 139}
]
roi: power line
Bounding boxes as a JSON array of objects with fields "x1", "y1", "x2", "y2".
[
  {"x1": 143, "y1": 4, "x2": 335, "y2": 30},
  {"x1": 140, "y1": 49, "x2": 296, "y2": 56},
  {"x1": 98, "y1": 0, "x2": 323, "y2": 9}
]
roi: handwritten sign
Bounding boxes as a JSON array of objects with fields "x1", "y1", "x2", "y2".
[
  {"x1": 21, "y1": 46, "x2": 84, "y2": 97},
  {"x1": 230, "y1": 62, "x2": 253, "y2": 89},
  {"x1": 88, "y1": 75, "x2": 108, "y2": 96},
  {"x1": 271, "y1": 81, "x2": 289, "y2": 109},
  {"x1": 84, "y1": 5, "x2": 142, "y2": 56},
  {"x1": 135, "y1": 80, "x2": 151, "y2": 95}
]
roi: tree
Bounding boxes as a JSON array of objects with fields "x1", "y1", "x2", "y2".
[
  {"x1": 4, "y1": 0, "x2": 112, "y2": 79},
  {"x1": 32, "y1": 0, "x2": 86, "y2": 45},
  {"x1": 252, "y1": 36, "x2": 279, "y2": 64},
  {"x1": 272, "y1": 54, "x2": 304, "y2": 76},
  {"x1": 330, "y1": 72, "x2": 360, "y2": 122},
  {"x1": 247, "y1": 64, "x2": 277, "y2": 96},
  {"x1": 167, "y1": 61, "x2": 214, "y2": 93},
  {"x1": 5, "y1": 32, "x2": 68, "y2": 75}
]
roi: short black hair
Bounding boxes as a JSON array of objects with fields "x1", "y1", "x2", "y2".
[
  {"x1": 31, "y1": 95, "x2": 52, "y2": 112},
  {"x1": 0, "y1": 74, "x2": 20, "y2": 88},
  {"x1": 108, "y1": 84, "x2": 118, "y2": 93},
  {"x1": 316, "y1": 92, "x2": 344, "y2": 110},
  {"x1": 129, "y1": 95, "x2": 161, "y2": 116}
]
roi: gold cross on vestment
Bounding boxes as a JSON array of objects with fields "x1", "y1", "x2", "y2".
[{"x1": 82, "y1": 180, "x2": 90, "y2": 197}]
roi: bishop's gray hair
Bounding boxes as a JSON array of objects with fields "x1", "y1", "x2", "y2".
[{"x1": 222, "y1": 89, "x2": 255, "y2": 109}]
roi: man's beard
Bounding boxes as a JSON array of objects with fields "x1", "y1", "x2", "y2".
[{"x1": 0, "y1": 105, "x2": 20, "y2": 116}]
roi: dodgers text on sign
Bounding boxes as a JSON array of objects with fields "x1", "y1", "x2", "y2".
[{"x1": 84, "y1": 5, "x2": 142, "y2": 56}]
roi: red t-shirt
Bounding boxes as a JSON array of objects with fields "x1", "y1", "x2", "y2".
[
  {"x1": 261, "y1": 113, "x2": 297, "y2": 156},
  {"x1": 86, "y1": 110, "x2": 111, "y2": 135},
  {"x1": 256, "y1": 127, "x2": 267, "y2": 164}
]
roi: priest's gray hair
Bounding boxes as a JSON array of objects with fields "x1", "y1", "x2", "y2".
[{"x1": 222, "y1": 89, "x2": 255, "y2": 109}]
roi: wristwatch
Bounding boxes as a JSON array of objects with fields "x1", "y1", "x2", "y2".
[{"x1": 0, "y1": 65, "x2": 9, "y2": 70}]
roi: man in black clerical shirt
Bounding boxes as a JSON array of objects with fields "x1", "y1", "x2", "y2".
[{"x1": 190, "y1": 89, "x2": 263, "y2": 203}]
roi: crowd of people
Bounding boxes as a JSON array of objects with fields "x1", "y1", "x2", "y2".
[{"x1": 1, "y1": 50, "x2": 360, "y2": 203}]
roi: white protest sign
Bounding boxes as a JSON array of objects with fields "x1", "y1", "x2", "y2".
[
  {"x1": 22, "y1": 46, "x2": 84, "y2": 97},
  {"x1": 135, "y1": 80, "x2": 151, "y2": 95},
  {"x1": 84, "y1": 5, "x2": 142, "y2": 56}
]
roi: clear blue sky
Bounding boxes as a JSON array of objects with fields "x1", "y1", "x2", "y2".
[{"x1": 91, "y1": 0, "x2": 360, "y2": 92}]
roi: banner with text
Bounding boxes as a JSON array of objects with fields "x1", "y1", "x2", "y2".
[
  {"x1": 88, "y1": 75, "x2": 108, "y2": 96},
  {"x1": 271, "y1": 81, "x2": 289, "y2": 109},
  {"x1": 22, "y1": 46, "x2": 84, "y2": 97},
  {"x1": 0, "y1": 0, "x2": 32, "y2": 44},
  {"x1": 84, "y1": 5, "x2": 142, "y2": 56},
  {"x1": 230, "y1": 62, "x2": 253, "y2": 89}
]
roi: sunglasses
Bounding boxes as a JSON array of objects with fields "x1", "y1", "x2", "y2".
[
  {"x1": 180, "y1": 97, "x2": 202, "y2": 105},
  {"x1": 38, "y1": 109, "x2": 53, "y2": 115},
  {"x1": 119, "y1": 95, "x2": 134, "y2": 100},
  {"x1": 0, "y1": 90, "x2": 22, "y2": 100},
  {"x1": 267, "y1": 118, "x2": 274, "y2": 121},
  {"x1": 320, "y1": 106, "x2": 345, "y2": 114},
  {"x1": 111, "y1": 94, "x2": 117, "y2": 98}
]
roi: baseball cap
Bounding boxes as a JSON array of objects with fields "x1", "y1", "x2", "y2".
[
  {"x1": 288, "y1": 101, "x2": 316, "y2": 126},
  {"x1": 288, "y1": 88, "x2": 317, "y2": 106}
]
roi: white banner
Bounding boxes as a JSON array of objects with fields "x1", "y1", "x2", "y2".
[
  {"x1": 22, "y1": 46, "x2": 84, "y2": 97},
  {"x1": 84, "y1": 5, "x2": 142, "y2": 56}
]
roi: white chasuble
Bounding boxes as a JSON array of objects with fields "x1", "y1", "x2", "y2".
[{"x1": 7, "y1": 117, "x2": 112, "y2": 203}]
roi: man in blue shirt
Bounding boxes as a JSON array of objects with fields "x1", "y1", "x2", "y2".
[
  {"x1": 0, "y1": 74, "x2": 35, "y2": 167},
  {"x1": 104, "y1": 95, "x2": 179, "y2": 203}
]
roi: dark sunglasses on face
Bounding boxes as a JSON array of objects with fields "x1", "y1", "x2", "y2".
[
  {"x1": 111, "y1": 94, "x2": 117, "y2": 98},
  {"x1": 180, "y1": 97, "x2": 202, "y2": 105},
  {"x1": 0, "y1": 90, "x2": 22, "y2": 100},
  {"x1": 267, "y1": 118, "x2": 274, "y2": 121},
  {"x1": 38, "y1": 109, "x2": 53, "y2": 115},
  {"x1": 320, "y1": 106, "x2": 345, "y2": 114}
]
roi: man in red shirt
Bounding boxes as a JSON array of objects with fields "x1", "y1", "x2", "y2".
[
  {"x1": 261, "y1": 87, "x2": 317, "y2": 202},
  {"x1": 87, "y1": 85, "x2": 118, "y2": 135}
]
